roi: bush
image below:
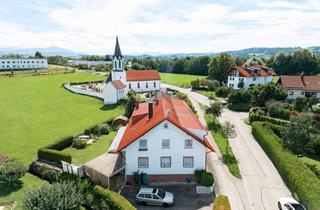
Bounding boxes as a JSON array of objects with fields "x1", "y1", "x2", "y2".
[
  {"x1": 46, "y1": 136, "x2": 74, "y2": 151},
  {"x1": 194, "y1": 169, "x2": 206, "y2": 183},
  {"x1": 38, "y1": 148, "x2": 72, "y2": 163},
  {"x1": 228, "y1": 88, "x2": 252, "y2": 103},
  {"x1": 22, "y1": 181, "x2": 83, "y2": 210},
  {"x1": 249, "y1": 107, "x2": 289, "y2": 126},
  {"x1": 29, "y1": 161, "x2": 61, "y2": 183},
  {"x1": 0, "y1": 159, "x2": 26, "y2": 183},
  {"x1": 212, "y1": 195, "x2": 231, "y2": 210},
  {"x1": 73, "y1": 139, "x2": 87, "y2": 149},
  {"x1": 200, "y1": 172, "x2": 214, "y2": 187},
  {"x1": 94, "y1": 185, "x2": 136, "y2": 210},
  {"x1": 228, "y1": 102, "x2": 250, "y2": 112},
  {"x1": 267, "y1": 104, "x2": 290, "y2": 120},
  {"x1": 216, "y1": 86, "x2": 233, "y2": 98},
  {"x1": 98, "y1": 124, "x2": 110, "y2": 135},
  {"x1": 252, "y1": 122, "x2": 320, "y2": 210}
]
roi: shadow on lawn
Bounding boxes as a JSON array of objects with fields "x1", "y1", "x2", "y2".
[
  {"x1": 99, "y1": 104, "x2": 120, "y2": 111},
  {"x1": 0, "y1": 181, "x2": 23, "y2": 197}
]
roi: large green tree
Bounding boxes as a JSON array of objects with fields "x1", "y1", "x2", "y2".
[
  {"x1": 125, "y1": 91, "x2": 138, "y2": 117},
  {"x1": 208, "y1": 53, "x2": 235, "y2": 82},
  {"x1": 0, "y1": 159, "x2": 26, "y2": 183}
]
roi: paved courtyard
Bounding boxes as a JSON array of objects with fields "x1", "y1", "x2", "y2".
[{"x1": 121, "y1": 184, "x2": 214, "y2": 210}]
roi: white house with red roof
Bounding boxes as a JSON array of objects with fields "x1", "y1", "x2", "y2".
[
  {"x1": 103, "y1": 37, "x2": 161, "y2": 104},
  {"x1": 108, "y1": 93, "x2": 214, "y2": 183},
  {"x1": 224, "y1": 65, "x2": 276, "y2": 90}
]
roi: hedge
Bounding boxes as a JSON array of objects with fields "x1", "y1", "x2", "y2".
[
  {"x1": 29, "y1": 161, "x2": 61, "y2": 183},
  {"x1": 212, "y1": 195, "x2": 231, "y2": 210},
  {"x1": 94, "y1": 185, "x2": 136, "y2": 210},
  {"x1": 249, "y1": 107, "x2": 289, "y2": 126},
  {"x1": 252, "y1": 122, "x2": 320, "y2": 210},
  {"x1": 38, "y1": 148, "x2": 72, "y2": 163},
  {"x1": 46, "y1": 136, "x2": 74, "y2": 151}
]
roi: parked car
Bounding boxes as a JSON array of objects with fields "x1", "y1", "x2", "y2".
[
  {"x1": 136, "y1": 187, "x2": 174, "y2": 207},
  {"x1": 278, "y1": 197, "x2": 306, "y2": 210},
  {"x1": 220, "y1": 98, "x2": 229, "y2": 105}
]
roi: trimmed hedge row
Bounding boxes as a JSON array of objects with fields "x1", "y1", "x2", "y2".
[
  {"x1": 38, "y1": 148, "x2": 72, "y2": 163},
  {"x1": 29, "y1": 161, "x2": 61, "y2": 183},
  {"x1": 249, "y1": 107, "x2": 289, "y2": 126},
  {"x1": 46, "y1": 136, "x2": 74, "y2": 151},
  {"x1": 252, "y1": 122, "x2": 320, "y2": 210},
  {"x1": 94, "y1": 185, "x2": 136, "y2": 210},
  {"x1": 212, "y1": 195, "x2": 231, "y2": 210}
]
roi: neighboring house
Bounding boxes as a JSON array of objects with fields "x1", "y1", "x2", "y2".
[
  {"x1": 108, "y1": 93, "x2": 214, "y2": 183},
  {"x1": 224, "y1": 65, "x2": 276, "y2": 90},
  {"x1": 103, "y1": 37, "x2": 161, "y2": 104},
  {"x1": 0, "y1": 58, "x2": 48, "y2": 70},
  {"x1": 278, "y1": 75, "x2": 320, "y2": 99}
]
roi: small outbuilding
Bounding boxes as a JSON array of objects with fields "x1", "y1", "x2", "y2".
[{"x1": 112, "y1": 116, "x2": 128, "y2": 126}]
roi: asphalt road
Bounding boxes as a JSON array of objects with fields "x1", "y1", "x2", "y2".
[{"x1": 162, "y1": 84, "x2": 292, "y2": 210}]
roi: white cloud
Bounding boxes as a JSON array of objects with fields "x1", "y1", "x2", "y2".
[{"x1": 0, "y1": 0, "x2": 319, "y2": 54}]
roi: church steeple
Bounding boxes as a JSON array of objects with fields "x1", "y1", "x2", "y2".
[{"x1": 113, "y1": 36, "x2": 123, "y2": 59}]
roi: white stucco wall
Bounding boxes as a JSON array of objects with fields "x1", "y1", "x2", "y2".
[
  {"x1": 0, "y1": 59, "x2": 48, "y2": 70},
  {"x1": 127, "y1": 80, "x2": 161, "y2": 93},
  {"x1": 111, "y1": 71, "x2": 126, "y2": 84},
  {"x1": 227, "y1": 75, "x2": 272, "y2": 90},
  {"x1": 286, "y1": 89, "x2": 305, "y2": 100},
  {"x1": 123, "y1": 120, "x2": 207, "y2": 176},
  {"x1": 64, "y1": 84, "x2": 104, "y2": 99},
  {"x1": 103, "y1": 83, "x2": 118, "y2": 104}
]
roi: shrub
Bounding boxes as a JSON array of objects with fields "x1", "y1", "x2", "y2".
[
  {"x1": 212, "y1": 195, "x2": 231, "y2": 210},
  {"x1": 0, "y1": 159, "x2": 26, "y2": 183},
  {"x1": 98, "y1": 124, "x2": 110, "y2": 135},
  {"x1": 29, "y1": 161, "x2": 61, "y2": 183},
  {"x1": 249, "y1": 107, "x2": 289, "y2": 126},
  {"x1": 294, "y1": 97, "x2": 309, "y2": 112},
  {"x1": 38, "y1": 148, "x2": 72, "y2": 163},
  {"x1": 194, "y1": 169, "x2": 206, "y2": 183},
  {"x1": 94, "y1": 185, "x2": 136, "y2": 210},
  {"x1": 267, "y1": 104, "x2": 290, "y2": 120},
  {"x1": 216, "y1": 86, "x2": 233, "y2": 98},
  {"x1": 252, "y1": 122, "x2": 320, "y2": 210},
  {"x1": 22, "y1": 181, "x2": 83, "y2": 210},
  {"x1": 73, "y1": 139, "x2": 87, "y2": 149},
  {"x1": 46, "y1": 136, "x2": 74, "y2": 151},
  {"x1": 200, "y1": 172, "x2": 214, "y2": 187},
  {"x1": 228, "y1": 102, "x2": 250, "y2": 112},
  {"x1": 228, "y1": 88, "x2": 252, "y2": 103}
]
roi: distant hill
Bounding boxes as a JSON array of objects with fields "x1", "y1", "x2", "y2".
[{"x1": 0, "y1": 46, "x2": 319, "y2": 58}]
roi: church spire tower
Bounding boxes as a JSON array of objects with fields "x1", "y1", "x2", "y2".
[{"x1": 111, "y1": 36, "x2": 126, "y2": 83}]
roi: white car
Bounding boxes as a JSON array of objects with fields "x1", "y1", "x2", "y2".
[
  {"x1": 278, "y1": 197, "x2": 306, "y2": 210},
  {"x1": 136, "y1": 187, "x2": 174, "y2": 207}
]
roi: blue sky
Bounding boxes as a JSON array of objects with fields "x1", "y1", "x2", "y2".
[{"x1": 0, "y1": 0, "x2": 319, "y2": 54}]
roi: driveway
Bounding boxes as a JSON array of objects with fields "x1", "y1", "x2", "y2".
[
  {"x1": 162, "y1": 84, "x2": 292, "y2": 210},
  {"x1": 121, "y1": 184, "x2": 214, "y2": 210}
]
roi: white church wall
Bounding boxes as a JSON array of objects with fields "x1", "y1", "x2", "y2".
[
  {"x1": 127, "y1": 80, "x2": 161, "y2": 93},
  {"x1": 103, "y1": 83, "x2": 118, "y2": 104},
  {"x1": 64, "y1": 84, "x2": 104, "y2": 99}
]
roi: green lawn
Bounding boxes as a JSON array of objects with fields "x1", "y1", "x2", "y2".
[
  {"x1": 0, "y1": 173, "x2": 47, "y2": 210},
  {"x1": 0, "y1": 72, "x2": 124, "y2": 164},
  {"x1": 160, "y1": 73, "x2": 206, "y2": 87},
  {"x1": 63, "y1": 131, "x2": 117, "y2": 165}
]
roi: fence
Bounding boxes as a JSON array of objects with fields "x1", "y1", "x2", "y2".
[
  {"x1": 63, "y1": 83, "x2": 104, "y2": 99},
  {"x1": 61, "y1": 161, "x2": 84, "y2": 177}
]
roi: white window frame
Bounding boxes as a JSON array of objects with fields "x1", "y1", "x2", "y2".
[
  {"x1": 160, "y1": 157, "x2": 171, "y2": 168},
  {"x1": 139, "y1": 139, "x2": 148, "y2": 151},
  {"x1": 164, "y1": 123, "x2": 168, "y2": 129},
  {"x1": 183, "y1": 156, "x2": 194, "y2": 168},
  {"x1": 289, "y1": 91, "x2": 294, "y2": 95},
  {"x1": 138, "y1": 157, "x2": 149, "y2": 168},
  {"x1": 162, "y1": 139, "x2": 170, "y2": 149},
  {"x1": 184, "y1": 139, "x2": 193, "y2": 148}
]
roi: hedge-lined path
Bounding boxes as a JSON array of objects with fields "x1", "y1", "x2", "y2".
[{"x1": 162, "y1": 83, "x2": 291, "y2": 210}]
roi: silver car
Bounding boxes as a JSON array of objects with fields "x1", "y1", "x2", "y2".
[{"x1": 136, "y1": 187, "x2": 174, "y2": 207}]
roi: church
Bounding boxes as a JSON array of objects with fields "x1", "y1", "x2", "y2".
[{"x1": 103, "y1": 37, "x2": 161, "y2": 104}]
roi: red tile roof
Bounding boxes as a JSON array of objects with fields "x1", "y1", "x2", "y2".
[
  {"x1": 111, "y1": 80, "x2": 126, "y2": 90},
  {"x1": 224, "y1": 65, "x2": 276, "y2": 78},
  {"x1": 279, "y1": 76, "x2": 320, "y2": 91},
  {"x1": 116, "y1": 93, "x2": 214, "y2": 152},
  {"x1": 0, "y1": 155, "x2": 7, "y2": 165},
  {"x1": 126, "y1": 70, "x2": 161, "y2": 81}
]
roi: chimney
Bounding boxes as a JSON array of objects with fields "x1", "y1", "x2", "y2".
[{"x1": 148, "y1": 102, "x2": 153, "y2": 119}]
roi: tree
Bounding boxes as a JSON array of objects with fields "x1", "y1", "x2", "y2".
[
  {"x1": 0, "y1": 159, "x2": 26, "y2": 183},
  {"x1": 222, "y1": 121, "x2": 236, "y2": 154},
  {"x1": 208, "y1": 53, "x2": 235, "y2": 82},
  {"x1": 94, "y1": 64, "x2": 107, "y2": 71},
  {"x1": 35, "y1": 51, "x2": 44, "y2": 58},
  {"x1": 22, "y1": 181, "x2": 83, "y2": 210},
  {"x1": 125, "y1": 91, "x2": 138, "y2": 117},
  {"x1": 294, "y1": 97, "x2": 309, "y2": 112},
  {"x1": 282, "y1": 113, "x2": 316, "y2": 154},
  {"x1": 205, "y1": 102, "x2": 223, "y2": 123}
]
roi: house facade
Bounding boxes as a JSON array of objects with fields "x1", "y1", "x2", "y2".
[
  {"x1": 0, "y1": 58, "x2": 48, "y2": 70},
  {"x1": 109, "y1": 93, "x2": 214, "y2": 183},
  {"x1": 224, "y1": 65, "x2": 276, "y2": 90},
  {"x1": 278, "y1": 75, "x2": 320, "y2": 100},
  {"x1": 103, "y1": 37, "x2": 161, "y2": 104}
]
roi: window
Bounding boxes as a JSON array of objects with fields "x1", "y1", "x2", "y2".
[
  {"x1": 253, "y1": 77, "x2": 256, "y2": 81},
  {"x1": 153, "y1": 195, "x2": 160, "y2": 200},
  {"x1": 184, "y1": 139, "x2": 193, "y2": 148},
  {"x1": 161, "y1": 157, "x2": 171, "y2": 168},
  {"x1": 146, "y1": 82, "x2": 148, "y2": 88},
  {"x1": 145, "y1": 194, "x2": 152, "y2": 199},
  {"x1": 138, "y1": 82, "x2": 140, "y2": 89},
  {"x1": 229, "y1": 84, "x2": 234, "y2": 87},
  {"x1": 183, "y1": 157, "x2": 194, "y2": 168},
  {"x1": 301, "y1": 91, "x2": 305, "y2": 95},
  {"x1": 239, "y1": 78, "x2": 244, "y2": 81},
  {"x1": 138, "y1": 157, "x2": 149, "y2": 168},
  {"x1": 164, "y1": 123, "x2": 168, "y2": 129},
  {"x1": 289, "y1": 91, "x2": 294, "y2": 95},
  {"x1": 138, "y1": 194, "x2": 145, "y2": 198},
  {"x1": 162, "y1": 139, "x2": 170, "y2": 149},
  {"x1": 129, "y1": 83, "x2": 131, "y2": 89},
  {"x1": 154, "y1": 82, "x2": 156, "y2": 87},
  {"x1": 139, "y1": 139, "x2": 147, "y2": 151}
]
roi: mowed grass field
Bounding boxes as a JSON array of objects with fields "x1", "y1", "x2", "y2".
[
  {"x1": 0, "y1": 72, "x2": 123, "y2": 164},
  {"x1": 160, "y1": 72, "x2": 206, "y2": 87}
]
